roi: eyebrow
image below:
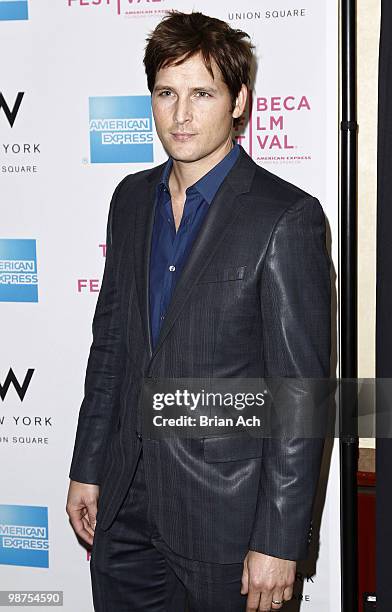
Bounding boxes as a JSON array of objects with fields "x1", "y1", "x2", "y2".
[{"x1": 153, "y1": 85, "x2": 218, "y2": 94}]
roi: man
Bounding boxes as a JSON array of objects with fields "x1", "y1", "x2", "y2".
[{"x1": 66, "y1": 10, "x2": 331, "y2": 612}]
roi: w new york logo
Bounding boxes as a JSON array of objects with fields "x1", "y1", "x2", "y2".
[
  {"x1": 0, "y1": 92, "x2": 24, "y2": 127},
  {"x1": 0, "y1": 1, "x2": 29, "y2": 21},
  {"x1": 0, "y1": 368, "x2": 34, "y2": 401}
]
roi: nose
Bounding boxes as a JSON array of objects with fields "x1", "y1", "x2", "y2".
[{"x1": 173, "y1": 96, "x2": 192, "y2": 126}]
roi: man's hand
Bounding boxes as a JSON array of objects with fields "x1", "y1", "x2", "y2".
[
  {"x1": 66, "y1": 480, "x2": 100, "y2": 546},
  {"x1": 241, "y1": 550, "x2": 296, "y2": 611}
]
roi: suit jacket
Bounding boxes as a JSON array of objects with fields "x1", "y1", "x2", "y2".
[{"x1": 69, "y1": 145, "x2": 331, "y2": 563}]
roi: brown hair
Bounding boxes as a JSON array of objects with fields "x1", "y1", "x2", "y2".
[{"x1": 144, "y1": 11, "x2": 254, "y2": 122}]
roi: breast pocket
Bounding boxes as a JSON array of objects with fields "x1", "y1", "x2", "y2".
[
  {"x1": 196, "y1": 265, "x2": 247, "y2": 284},
  {"x1": 203, "y1": 433, "x2": 263, "y2": 462}
]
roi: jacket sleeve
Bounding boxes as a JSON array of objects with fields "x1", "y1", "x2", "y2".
[
  {"x1": 248, "y1": 195, "x2": 331, "y2": 561},
  {"x1": 68, "y1": 179, "x2": 127, "y2": 485}
]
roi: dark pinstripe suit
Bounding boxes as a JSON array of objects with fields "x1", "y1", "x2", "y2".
[{"x1": 69, "y1": 145, "x2": 331, "y2": 607}]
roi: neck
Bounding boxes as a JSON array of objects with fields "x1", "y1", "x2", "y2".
[{"x1": 169, "y1": 137, "x2": 234, "y2": 196}]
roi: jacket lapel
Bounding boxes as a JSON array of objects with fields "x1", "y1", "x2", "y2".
[
  {"x1": 133, "y1": 147, "x2": 257, "y2": 362},
  {"x1": 133, "y1": 163, "x2": 164, "y2": 358}
]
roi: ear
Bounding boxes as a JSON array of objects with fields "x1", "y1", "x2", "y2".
[{"x1": 232, "y1": 84, "x2": 248, "y2": 119}]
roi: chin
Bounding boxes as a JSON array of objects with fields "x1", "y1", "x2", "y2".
[
  {"x1": 165, "y1": 145, "x2": 203, "y2": 163},
  {"x1": 171, "y1": 152, "x2": 203, "y2": 163}
]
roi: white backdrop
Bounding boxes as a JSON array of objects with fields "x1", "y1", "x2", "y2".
[{"x1": 0, "y1": 1, "x2": 340, "y2": 609}]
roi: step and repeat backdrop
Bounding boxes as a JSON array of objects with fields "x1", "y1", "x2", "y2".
[{"x1": 0, "y1": 1, "x2": 340, "y2": 610}]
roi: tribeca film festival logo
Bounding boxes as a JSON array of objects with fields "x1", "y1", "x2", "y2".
[
  {"x1": 0, "y1": 239, "x2": 38, "y2": 302},
  {"x1": 0, "y1": 0, "x2": 28, "y2": 21},
  {"x1": 233, "y1": 92, "x2": 312, "y2": 165},
  {"x1": 67, "y1": 0, "x2": 165, "y2": 18},
  {"x1": 77, "y1": 242, "x2": 106, "y2": 293},
  {"x1": 0, "y1": 505, "x2": 49, "y2": 568},
  {"x1": 0, "y1": 92, "x2": 41, "y2": 174},
  {"x1": 89, "y1": 96, "x2": 153, "y2": 163}
]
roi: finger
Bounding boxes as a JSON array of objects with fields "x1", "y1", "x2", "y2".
[
  {"x1": 258, "y1": 588, "x2": 273, "y2": 611},
  {"x1": 73, "y1": 521, "x2": 94, "y2": 546},
  {"x1": 82, "y1": 515, "x2": 95, "y2": 538},
  {"x1": 79, "y1": 527, "x2": 94, "y2": 547},
  {"x1": 68, "y1": 509, "x2": 94, "y2": 546},
  {"x1": 241, "y1": 563, "x2": 249, "y2": 594},
  {"x1": 86, "y1": 503, "x2": 97, "y2": 531},
  {"x1": 271, "y1": 589, "x2": 285, "y2": 610},
  {"x1": 67, "y1": 507, "x2": 86, "y2": 534},
  {"x1": 82, "y1": 507, "x2": 96, "y2": 533},
  {"x1": 246, "y1": 586, "x2": 261, "y2": 612},
  {"x1": 283, "y1": 584, "x2": 294, "y2": 602}
]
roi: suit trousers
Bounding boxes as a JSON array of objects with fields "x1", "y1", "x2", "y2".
[{"x1": 90, "y1": 448, "x2": 249, "y2": 611}]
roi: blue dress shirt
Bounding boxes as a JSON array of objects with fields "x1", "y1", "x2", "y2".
[{"x1": 149, "y1": 143, "x2": 240, "y2": 350}]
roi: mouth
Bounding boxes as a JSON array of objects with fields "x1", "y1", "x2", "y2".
[{"x1": 170, "y1": 133, "x2": 196, "y2": 142}]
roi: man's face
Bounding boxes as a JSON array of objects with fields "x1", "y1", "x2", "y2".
[{"x1": 151, "y1": 52, "x2": 241, "y2": 163}]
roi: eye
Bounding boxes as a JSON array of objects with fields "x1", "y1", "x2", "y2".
[
  {"x1": 158, "y1": 90, "x2": 173, "y2": 97},
  {"x1": 195, "y1": 91, "x2": 211, "y2": 98}
]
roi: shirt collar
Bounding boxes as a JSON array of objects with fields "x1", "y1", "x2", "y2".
[{"x1": 157, "y1": 142, "x2": 240, "y2": 204}]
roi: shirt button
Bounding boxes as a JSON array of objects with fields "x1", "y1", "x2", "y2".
[{"x1": 169, "y1": 265, "x2": 176, "y2": 272}]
